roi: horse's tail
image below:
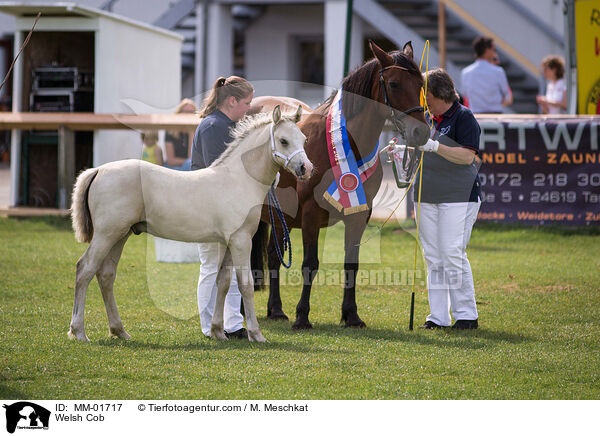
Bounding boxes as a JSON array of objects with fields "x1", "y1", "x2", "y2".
[
  {"x1": 251, "y1": 220, "x2": 270, "y2": 291},
  {"x1": 71, "y1": 168, "x2": 99, "y2": 243}
]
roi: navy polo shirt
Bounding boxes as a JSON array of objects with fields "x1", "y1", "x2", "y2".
[
  {"x1": 191, "y1": 110, "x2": 235, "y2": 170},
  {"x1": 414, "y1": 100, "x2": 482, "y2": 203}
]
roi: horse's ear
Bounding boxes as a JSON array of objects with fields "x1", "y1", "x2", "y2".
[
  {"x1": 403, "y1": 41, "x2": 414, "y2": 60},
  {"x1": 294, "y1": 105, "x2": 302, "y2": 123},
  {"x1": 369, "y1": 40, "x2": 393, "y2": 68},
  {"x1": 272, "y1": 105, "x2": 282, "y2": 124}
]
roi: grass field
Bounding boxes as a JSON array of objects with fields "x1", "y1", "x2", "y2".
[{"x1": 1, "y1": 216, "x2": 599, "y2": 399}]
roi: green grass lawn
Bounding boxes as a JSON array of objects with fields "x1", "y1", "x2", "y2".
[{"x1": 1, "y1": 216, "x2": 599, "y2": 399}]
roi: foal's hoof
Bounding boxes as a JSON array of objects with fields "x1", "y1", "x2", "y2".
[
  {"x1": 109, "y1": 328, "x2": 132, "y2": 340},
  {"x1": 292, "y1": 319, "x2": 313, "y2": 330},
  {"x1": 248, "y1": 330, "x2": 267, "y2": 343},
  {"x1": 67, "y1": 329, "x2": 90, "y2": 343},
  {"x1": 267, "y1": 309, "x2": 289, "y2": 321},
  {"x1": 211, "y1": 328, "x2": 228, "y2": 341}
]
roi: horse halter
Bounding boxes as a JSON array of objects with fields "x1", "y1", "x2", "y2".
[
  {"x1": 269, "y1": 124, "x2": 306, "y2": 170},
  {"x1": 379, "y1": 65, "x2": 424, "y2": 127}
]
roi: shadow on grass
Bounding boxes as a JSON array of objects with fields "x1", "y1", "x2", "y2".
[
  {"x1": 261, "y1": 319, "x2": 530, "y2": 349},
  {"x1": 94, "y1": 336, "x2": 342, "y2": 354},
  {"x1": 0, "y1": 383, "x2": 29, "y2": 400}
]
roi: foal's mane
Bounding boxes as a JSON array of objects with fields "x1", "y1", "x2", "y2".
[
  {"x1": 316, "y1": 50, "x2": 423, "y2": 120},
  {"x1": 210, "y1": 112, "x2": 298, "y2": 167}
]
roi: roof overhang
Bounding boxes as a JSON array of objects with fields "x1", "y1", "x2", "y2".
[{"x1": 0, "y1": 1, "x2": 183, "y2": 41}]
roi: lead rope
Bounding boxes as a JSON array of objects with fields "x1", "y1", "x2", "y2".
[
  {"x1": 268, "y1": 182, "x2": 292, "y2": 269},
  {"x1": 409, "y1": 40, "x2": 431, "y2": 330}
]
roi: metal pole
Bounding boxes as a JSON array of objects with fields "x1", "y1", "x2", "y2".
[
  {"x1": 409, "y1": 292, "x2": 415, "y2": 330},
  {"x1": 343, "y1": 0, "x2": 354, "y2": 77},
  {"x1": 438, "y1": 0, "x2": 446, "y2": 69}
]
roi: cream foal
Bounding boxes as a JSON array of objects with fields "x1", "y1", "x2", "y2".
[{"x1": 69, "y1": 105, "x2": 312, "y2": 343}]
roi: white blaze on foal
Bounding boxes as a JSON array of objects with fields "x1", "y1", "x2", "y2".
[{"x1": 69, "y1": 105, "x2": 312, "y2": 343}]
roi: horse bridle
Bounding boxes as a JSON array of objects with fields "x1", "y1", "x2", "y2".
[
  {"x1": 269, "y1": 124, "x2": 306, "y2": 170},
  {"x1": 379, "y1": 65, "x2": 423, "y2": 180},
  {"x1": 379, "y1": 65, "x2": 424, "y2": 132}
]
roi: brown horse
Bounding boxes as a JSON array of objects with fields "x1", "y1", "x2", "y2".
[{"x1": 252, "y1": 41, "x2": 429, "y2": 329}]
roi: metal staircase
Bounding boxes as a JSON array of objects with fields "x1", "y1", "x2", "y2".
[{"x1": 378, "y1": 0, "x2": 540, "y2": 113}]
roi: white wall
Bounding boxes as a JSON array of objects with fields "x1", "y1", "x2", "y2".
[
  {"x1": 94, "y1": 15, "x2": 181, "y2": 165},
  {"x1": 513, "y1": 0, "x2": 564, "y2": 37},
  {"x1": 245, "y1": 4, "x2": 324, "y2": 104}
]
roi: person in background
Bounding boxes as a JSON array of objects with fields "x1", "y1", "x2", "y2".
[
  {"x1": 191, "y1": 76, "x2": 254, "y2": 339},
  {"x1": 141, "y1": 131, "x2": 163, "y2": 166},
  {"x1": 536, "y1": 55, "x2": 567, "y2": 114},
  {"x1": 164, "y1": 98, "x2": 197, "y2": 170},
  {"x1": 413, "y1": 68, "x2": 482, "y2": 330},
  {"x1": 461, "y1": 36, "x2": 512, "y2": 113}
]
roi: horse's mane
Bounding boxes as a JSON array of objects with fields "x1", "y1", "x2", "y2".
[
  {"x1": 315, "y1": 50, "x2": 423, "y2": 119},
  {"x1": 210, "y1": 112, "x2": 298, "y2": 167}
]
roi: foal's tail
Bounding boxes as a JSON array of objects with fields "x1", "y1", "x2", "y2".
[{"x1": 71, "y1": 168, "x2": 99, "y2": 243}]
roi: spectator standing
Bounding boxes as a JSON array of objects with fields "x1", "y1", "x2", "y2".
[
  {"x1": 140, "y1": 131, "x2": 163, "y2": 166},
  {"x1": 164, "y1": 98, "x2": 197, "y2": 170},
  {"x1": 461, "y1": 36, "x2": 512, "y2": 113},
  {"x1": 536, "y1": 55, "x2": 567, "y2": 114}
]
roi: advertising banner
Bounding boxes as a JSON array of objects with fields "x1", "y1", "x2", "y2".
[{"x1": 476, "y1": 116, "x2": 600, "y2": 225}]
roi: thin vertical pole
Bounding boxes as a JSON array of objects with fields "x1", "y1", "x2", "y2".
[
  {"x1": 343, "y1": 0, "x2": 354, "y2": 77},
  {"x1": 58, "y1": 125, "x2": 75, "y2": 210},
  {"x1": 438, "y1": 0, "x2": 446, "y2": 69}
]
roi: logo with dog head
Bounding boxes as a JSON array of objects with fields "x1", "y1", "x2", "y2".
[{"x1": 3, "y1": 402, "x2": 50, "y2": 433}]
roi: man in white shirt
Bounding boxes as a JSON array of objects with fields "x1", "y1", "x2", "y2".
[{"x1": 461, "y1": 36, "x2": 513, "y2": 113}]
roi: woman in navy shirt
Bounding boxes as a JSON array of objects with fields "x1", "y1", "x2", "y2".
[
  {"x1": 414, "y1": 68, "x2": 482, "y2": 330},
  {"x1": 192, "y1": 76, "x2": 254, "y2": 339}
]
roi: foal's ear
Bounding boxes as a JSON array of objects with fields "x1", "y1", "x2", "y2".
[
  {"x1": 294, "y1": 105, "x2": 302, "y2": 123},
  {"x1": 369, "y1": 40, "x2": 393, "y2": 68},
  {"x1": 272, "y1": 105, "x2": 282, "y2": 125},
  {"x1": 403, "y1": 41, "x2": 414, "y2": 60}
]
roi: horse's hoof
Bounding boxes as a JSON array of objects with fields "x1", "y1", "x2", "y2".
[
  {"x1": 248, "y1": 330, "x2": 267, "y2": 342},
  {"x1": 68, "y1": 329, "x2": 90, "y2": 342},
  {"x1": 344, "y1": 319, "x2": 367, "y2": 328},
  {"x1": 109, "y1": 329, "x2": 132, "y2": 340},
  {"x1": 292, "y1": 319, "x2": 313, "y2": 330},
  {"x1": 267, "y1": 310, "x2": 289, "y2": 321}
]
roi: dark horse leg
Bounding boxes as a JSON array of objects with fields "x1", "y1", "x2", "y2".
[
  {"x1": 341, "y1": 214, "x2": 369, "y2": 327},
  {"x1": 292, "y1": 204, "x2": 323, "y2": 330},
  {"x1": 267, "y1": 224, "x2": 288, "y2": 320}
]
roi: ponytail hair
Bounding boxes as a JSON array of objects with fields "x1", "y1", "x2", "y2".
[{"x1": 199, "y1": 76, "x2": 254, "y2": 118}]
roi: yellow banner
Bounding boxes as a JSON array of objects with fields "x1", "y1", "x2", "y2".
[{"x1": 576, "y1": 0, "x2": 600, "y2": 114}]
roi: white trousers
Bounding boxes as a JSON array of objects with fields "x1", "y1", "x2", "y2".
[
  {"x1": 197, "y1": 242, "x2": 244, "y2": 336},
  {"x1": 415, "y1": 201, "x2": 480, "y2": 326}
]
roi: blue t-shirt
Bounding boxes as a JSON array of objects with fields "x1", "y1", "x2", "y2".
[
  {"x1": 461, "y1": 59, "x2": 510, "y2": 113},
  {"x1": 191, "y1": 110, "x2": 235, "y2": 170},
  {"x1": 414, "y1": 101, "x2": 482, "y2": 203}
]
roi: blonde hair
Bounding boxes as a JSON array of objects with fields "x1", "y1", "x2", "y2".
[
  {"x1": 199, "y1": 76, "x2": 254, "y2": 118},
  {"x1": 174, "y1": 98, "x2": 198, "y2": 114},
  {"x1": 141, "y1": 130, "x2": 158, "y2": 145}
]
